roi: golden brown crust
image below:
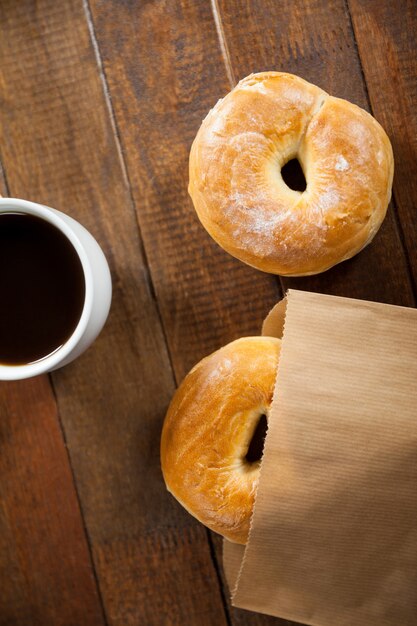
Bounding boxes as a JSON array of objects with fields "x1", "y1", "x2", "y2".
[
  {"x1": 160, "y1": 337, "x2": 280, "y2": 544},
  {"x1": 189, "y1": 72, "x2": 394, "y2": 276}
]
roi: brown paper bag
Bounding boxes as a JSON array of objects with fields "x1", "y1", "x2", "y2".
[{"x1": 224, "y1": 290, "x2": 417, "y2": 626}]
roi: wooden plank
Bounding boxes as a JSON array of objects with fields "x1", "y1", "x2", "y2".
[
  {"x1": 84, "y1": 1, "x2": 286, "y2": 626},
  {"x1": 0, "y1": 1, "x2": 228, "y2": 625},
  {"x1": 0, "y1": 377, "x2": 105, "y2": 626},
  {"x1": 215, "y1": 0, "x2": 414, "y2": 307},
  {"x1": 347, "y1": 0, "x2": 417, "y2": 286},
  {"x1": 87, "y1": 0, "x2": 281, "y2": 382}
]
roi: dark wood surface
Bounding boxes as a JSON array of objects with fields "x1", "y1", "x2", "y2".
[{"x1": 0, "y1": 1, "x2": 415, "y2": 625}]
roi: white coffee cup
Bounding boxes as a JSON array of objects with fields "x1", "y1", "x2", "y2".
[{"x1": 0, "y1": 198, "x2": 112, "y2": 380}]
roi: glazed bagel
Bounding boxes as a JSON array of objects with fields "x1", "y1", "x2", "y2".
[
  {"x1": 189, "y1": 72, "x2": 394, "y2": 276},
  {"x1": 161, "y1": 337, "x2": 280, "y2": 544}
]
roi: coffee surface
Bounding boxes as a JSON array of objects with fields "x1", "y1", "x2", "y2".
[{"x1": 0, "y1": 212, "x2": 85, "y2": 365}]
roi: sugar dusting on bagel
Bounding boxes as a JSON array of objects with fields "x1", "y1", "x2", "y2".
[
  {"x1": 160, "y1": 336, "x2": 281, "y2": 544},
  {"x1": 189, "y1": 71, "x2": 394, "y2": 276}
]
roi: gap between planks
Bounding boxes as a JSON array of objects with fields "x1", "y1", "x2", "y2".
[{"x1": 210, "y1": 0, "x2": 236, "y2": 88}]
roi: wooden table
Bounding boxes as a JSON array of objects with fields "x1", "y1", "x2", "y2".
[{"x1": 0, "y1": 1, "x2": 415, "y2": 624}]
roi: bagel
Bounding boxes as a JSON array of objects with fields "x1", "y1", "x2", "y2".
[
  {"x1": 160, "y1": 336, "x2": 280, "y2": 544},
  {"x1": 189, "y1": 72, "x2": 394, "y2": 276}
]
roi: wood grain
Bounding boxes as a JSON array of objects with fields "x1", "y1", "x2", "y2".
[
  {"x1": 0, "y1": 0, "x2": 228, "y2": 624},
  {"x1": 0, "y1": 377, "x2": 104, "y2": 626},
  {"x1": 216, "y1": 0, "x2": 414, "y2": 307},
  {"x1": 347, "y1": 0, "x2": 417, "y2": 286}
]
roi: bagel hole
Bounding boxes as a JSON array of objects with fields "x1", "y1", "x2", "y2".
[
  {"x1": 281, "y1": 158, "x2": 307, "y2": 192},
  {"x1": 245, "y1": 413, "x2": 268, "y2": 464}
]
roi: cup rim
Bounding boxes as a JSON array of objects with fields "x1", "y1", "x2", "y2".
[{"x1": 0, "y1": 197, "x2": 93, "y2": 380}]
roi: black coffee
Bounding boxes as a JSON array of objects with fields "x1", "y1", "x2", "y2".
[{"x1": 0, "y1": 212, "x2": 86, "y2": 365}]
